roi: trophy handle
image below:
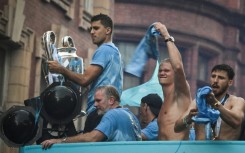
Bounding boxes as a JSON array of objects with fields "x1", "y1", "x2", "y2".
[
  {"x1": 62, "y1": 36, "x2": 75, "y2": 48},
  {"x1": 42, "y1": 31, "x2": 64, "y2": 85},
  {"x1": 42, "y1": 31, "x2": 56, "y2": 61}
]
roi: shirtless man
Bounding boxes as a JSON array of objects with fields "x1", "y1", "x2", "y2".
[
  {"x1": 175, "y1": 64, "x2": 245, "y2": 140},
  {"x1": 154, "y1": 22, "x2": 192, "y2": 140}
]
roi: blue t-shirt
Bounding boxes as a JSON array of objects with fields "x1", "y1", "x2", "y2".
[
  {"x1": 87, "y1": 42, "x2": 123, "y2": 112},
  {"x1": 95, "y1": 108, "x2": 142, "y2": 141},
  {"x1": 141, "y1": 118, "x2": 158, "y2": 140}
]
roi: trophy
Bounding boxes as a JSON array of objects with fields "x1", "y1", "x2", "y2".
[
  {"x1": 42, "y1": 31, "x2": 63, "y2": 85},
  {"x1": 39, "y1": 31, "x2": 85, "y2": 141},
  {"x1": 0, "y1": 31, "x2": 86, "y2": 147},
  {"x1": 58, "y1": 36, "x2": 84, "y2": 75},
  {"x1": 41, "y1": 31, "x2": 84, "y2": 85}
]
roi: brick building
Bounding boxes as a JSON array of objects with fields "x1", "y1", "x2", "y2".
[
  {"x1": 0, "y1": 0, "x2": 245, "y2": 152},
  {"x1": 114, "y1": 0, "x2": 245, "y2": 98}
]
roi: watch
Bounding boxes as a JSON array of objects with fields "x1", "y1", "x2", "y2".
[
  {"x1": 61, "y1": 136, "x2": 67, "y2": 142},
  {"x1": 214, "y1": 101, "x2": 221, "y2": 109},
  {"x1": 165, "y1": 36, "x2": 175, "y2": 43}
]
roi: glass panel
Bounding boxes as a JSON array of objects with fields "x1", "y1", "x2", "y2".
[
  {"x1": 158, "y1": 44, "x2": 169, "y2": 61},
  {"x1": 198, "y1": 53, "x2": 209, "y2": 81},
  {"x1": 117, "y1": 42, "x2": 137, "y2": 67},
  {"x1": 158, "y1": 44, "x2": 185, "y2": 62},
  {"x1": 116, "y1": 42, "x2": 140, "y2": 89}
]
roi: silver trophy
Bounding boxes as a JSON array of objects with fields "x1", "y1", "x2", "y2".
[
  {"x1": 41, "y1": 31, "x2": 84, "y2": 85},
  {"x1": 42, "y1": 31, "x2": 63, "y2": 85},
  {"x1": 58, "y1": 36, "x2": 84, "y2": 74},
  {"x1": 40, "y1": 32, "x2": 86, "y2": 139}
]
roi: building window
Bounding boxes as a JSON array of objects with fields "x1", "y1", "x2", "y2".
[
  {"x1": 84, "y1": 0, "x2": 93, "y2": 14},
  {"x1": 158, "y1": 44, "x2": 169, "y2": 61},
  {"x1": 79, "y1": 0, "x2": 93, "y2": 30},
  {"x1": 158, "y1": 44, "x2": 186, "y2": 62},
  {"x1": 116, "y1": 41, "x2": 140, "y2": 89},
  {"x1": 197, "y1": 52, "x2": 210, "y2": 88},
  {"x1": 198, "y1": 53, "x2": 209, "y2": 81},
  {"x1": 42, "y1": 0, "x2": 75, "y2": 19},
  {"x1": 159, "y1": 44, "x2": 187, "y2": 71},
  {"x1": 116, "y1": 42, "x2": 137, "y2": 67},
  {"x1": 116, "y1": 41, "x2": 187, "y2": 89}
]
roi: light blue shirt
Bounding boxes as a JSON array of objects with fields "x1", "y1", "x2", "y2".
[
  {"x1": 95, "y1": 108, "x2": 142, "y2": 141},
  {"x1": 141, "y1": 118, "x2": 158, "y2": 140},
  {"x1": 87, "y1": 42, "x2": 123, "y2": 113}
]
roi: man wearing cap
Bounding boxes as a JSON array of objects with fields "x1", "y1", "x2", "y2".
[{"x1": 140, "y1": 94, "x2": 163, "y2": 140}]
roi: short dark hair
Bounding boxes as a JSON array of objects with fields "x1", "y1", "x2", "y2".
[
  {"x1": 91, "y1": 13, "x2": 113, "y2": 32},
  {"x1": 141, "y1": 94, "x2": 162, "y2": 117},
  {"x1": 96, "y1": 85, "x2": 120, "y2": 103},
  {"x1": 211, "y1": 64, "x2": 235, "y2": 80}
]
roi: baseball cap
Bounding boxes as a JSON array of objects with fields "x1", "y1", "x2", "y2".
[{"x1": 141, "y1": 94, "x2": 163, "y2": 117}]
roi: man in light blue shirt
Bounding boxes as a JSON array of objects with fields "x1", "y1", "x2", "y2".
[
  {"x1": 41, "y1": 85, "x2": 141, "y2": 149},
  {"x1": 95, "y1": 107, "x2": 141, "y2": 141},
  {"x1": 140, "y1": 94, "x2": 162, "y2": 140},
  {"x1": 47, "y1": 13, "x2": 123, "y2": 132},
  {"x1": 87, "y1": 42, "x2": 123, "y2": 113}
]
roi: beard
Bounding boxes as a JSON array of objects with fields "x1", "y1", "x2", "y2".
[
  {"x1": 97, "y1": 109, "x2": 105, "y2": 115},
  {"x1": 212, "y1": 83, "x2": 229, "y2": 97},
  {"x1": 97, "y1": 108, "x2": 109, "y2": 115}
]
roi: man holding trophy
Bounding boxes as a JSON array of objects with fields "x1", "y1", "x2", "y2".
[{"x1": 47, "y1": 13, "x2": 123, "y2": 132}]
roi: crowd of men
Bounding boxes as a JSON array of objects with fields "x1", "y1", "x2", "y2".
[{"x1": 41, "y1": 13, "x2": 245, "y2": 149}]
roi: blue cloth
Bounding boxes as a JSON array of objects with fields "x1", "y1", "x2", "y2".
[
  {"x1": 121, "y1": 61, "x2": 163, "y2": 106},
  {"x1": 192, "y1": 86, "x2": 220, "y2": 124},
  {"x1": 141, "y1": 118, "x2": 159, "y2": 140},
  {"x1": 121, "y1": 23, "x2": 162, "y2": 106},
  {"x1": 125, "y1": 23, "x2": 160, "y2": 77},
  {"x1": 95, "y1": 108, "x2": 142, "y2": 141},
  {"x1": 189, "y1": 127, "x2": 196, "y2": 141},
  {"x1": 87, "y1": 42, "x2": 123, "y2": 113}
]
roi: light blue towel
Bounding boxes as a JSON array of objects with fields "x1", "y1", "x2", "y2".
[
  {"x1": 121, "y1": 23, "x2": 163, "y2": 106},
  {"x1": 192, "y1": 86, "x2": 220, "y2": 124},
  {"x1": 124, "y1": 23, "x2": 160, "y2": 77},
  {"x1": 121, "y1": 62, "x2": 163, "y2": 106}
]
